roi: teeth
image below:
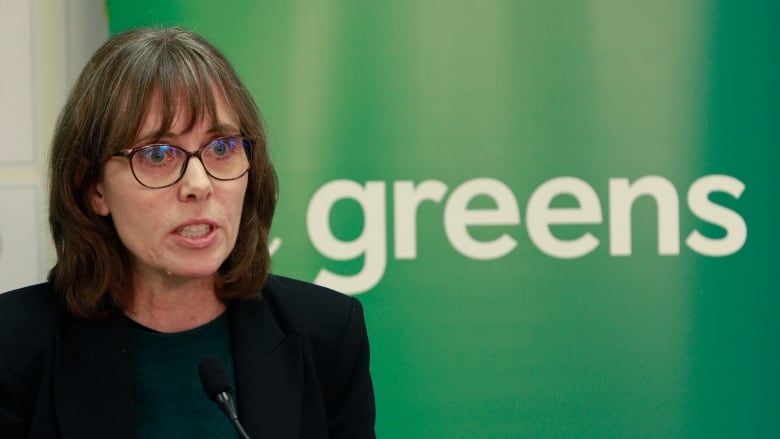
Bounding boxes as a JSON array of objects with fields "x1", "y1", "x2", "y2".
[{"x1": 177, "y1": 224, "x2": 211, "y2": 238}]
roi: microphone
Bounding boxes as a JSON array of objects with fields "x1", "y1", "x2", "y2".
[{"x1": 198, "y1": 355, "x2": 252, "y2": 439}]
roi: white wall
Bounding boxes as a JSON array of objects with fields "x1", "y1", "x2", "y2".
[{"x1": 0, "y1": 1, "x2": 107, "y2": 292}]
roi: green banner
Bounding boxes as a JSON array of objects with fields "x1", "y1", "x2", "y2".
[{"x1": 108, "y1": 1, "x2": 780, "y2": 437}]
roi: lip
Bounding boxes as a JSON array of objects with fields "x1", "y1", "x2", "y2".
[{"x1": 171, "y1": 218, "x2": 220, "y2": 249}]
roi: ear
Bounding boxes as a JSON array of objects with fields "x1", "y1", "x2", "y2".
[{"x1": 89, "y1": 181, "x2": 110, "y2": 216}]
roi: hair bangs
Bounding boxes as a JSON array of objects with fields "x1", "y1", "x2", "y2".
[
  {"x1": 151, "y1": 45, "x2": 228, "y2": 140},
  {"x1": 104, "y1": 34, "x2": 232, "y2": 151}
]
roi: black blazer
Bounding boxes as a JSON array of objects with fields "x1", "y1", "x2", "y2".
[{"x1": 0, "y1": 275, "x2": 375, "y2": 438}]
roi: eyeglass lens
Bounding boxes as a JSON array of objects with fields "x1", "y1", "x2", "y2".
[{"x1": 131, "y1": 137, "x2": 250, "y2": 188}]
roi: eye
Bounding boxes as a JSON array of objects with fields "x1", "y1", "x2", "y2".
[
  {"x1": 146, "y1": 146, "x2": 169, "y2": 162},
  {"x1": 210, "y1": 138, "x2": 231, "y2": 156},
  {"x1": 136, "y1": 145, "x2": 177, "y2": 167}
]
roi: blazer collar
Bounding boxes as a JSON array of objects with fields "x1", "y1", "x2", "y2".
[
  {"x1": 52, "y1": 297, "x2": 306, "y2": 439},
  {"x1": 54, "y1": 308, "x2": 136, "y2": 439},
  {"x1": 229, "y1": 297, "x2": 305, "y2": 438}
]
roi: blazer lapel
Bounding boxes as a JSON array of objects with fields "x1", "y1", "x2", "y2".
[
  {"x1": 229, "y1": 298, "x2": 305, "y2": 439},
  {"x1": 54, "y1": 310, "x2": 136, "y2": 439}
]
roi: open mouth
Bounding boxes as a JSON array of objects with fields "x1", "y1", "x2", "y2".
[{"x1": 177, "y1": 224, "x2": 213, "y2": 238}]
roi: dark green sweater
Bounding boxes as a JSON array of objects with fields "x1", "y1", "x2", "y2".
[{"x1": 128, "y1": 313, "x2": 237, "y2": 438}]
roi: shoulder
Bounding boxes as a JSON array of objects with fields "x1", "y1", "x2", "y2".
[
  {"x1": 0, "y1": 282, "x2": 64, "y2": 340},
  {"x1": 0, "y1": 283, "x2": 64, "y2": 365},
  {"x1": 260, "y1": 275, "x2": 365, "y2": 342}
]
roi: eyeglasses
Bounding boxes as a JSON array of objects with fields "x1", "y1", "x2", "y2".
[{"x1": 113, "y1": 136, "x2": 252, "y2": 189}]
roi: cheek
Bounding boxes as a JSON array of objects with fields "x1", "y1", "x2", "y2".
[
  {"x1": 111, "y1": 199, "x2": 160, "y2": 245},
  {"x1": 227, "y1": 181, "x2": 249, "y2": 234},
  {"x1": 103, "y1": 186, "x2": 163, "y2": 248}
]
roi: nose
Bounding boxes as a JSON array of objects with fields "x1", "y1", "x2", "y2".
[{"x1": 178, "y1": 156, "x2": 213, "y2": 201}]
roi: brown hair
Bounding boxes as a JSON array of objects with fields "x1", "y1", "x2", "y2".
[{"x1": 48, "y1": 27, "x2": 278, "y2": 320}]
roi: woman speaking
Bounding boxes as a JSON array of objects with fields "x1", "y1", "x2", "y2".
[{"x1": 0, "y1": 27, "x2": 375, "y2": 438}]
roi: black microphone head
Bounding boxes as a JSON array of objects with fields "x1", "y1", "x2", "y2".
[{"x1": 198, "y1": 355, "x2": 233, "y2": 401}]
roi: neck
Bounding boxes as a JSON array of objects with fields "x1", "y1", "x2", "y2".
[{"x1": 125, "y1": 275, "x2": 226, "y2": 333}]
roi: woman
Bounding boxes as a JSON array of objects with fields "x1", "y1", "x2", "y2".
[{"x1": 0, "y1": 28, "x2": 375, "y2": 438}]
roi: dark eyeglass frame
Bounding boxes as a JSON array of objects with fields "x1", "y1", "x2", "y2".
[{"x1": 112, "y1": 136, "x2": 252, "y2": 189}]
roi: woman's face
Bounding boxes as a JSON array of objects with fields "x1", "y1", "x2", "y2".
[{"x1": 90, "y1": 91, "x2": 248, "y2": 286}]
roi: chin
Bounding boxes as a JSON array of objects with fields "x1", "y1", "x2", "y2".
[{"x1": 165, "y1": 262, "x2": 224, "y2": 280}]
